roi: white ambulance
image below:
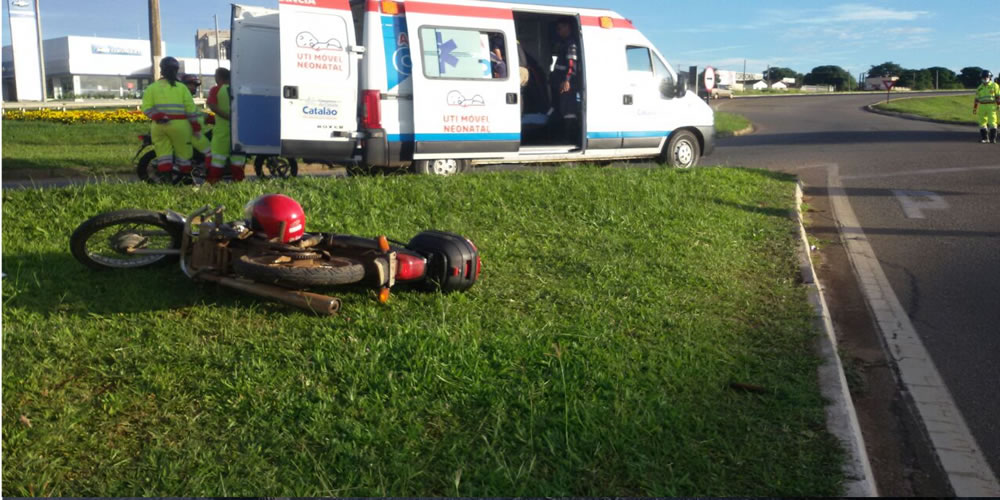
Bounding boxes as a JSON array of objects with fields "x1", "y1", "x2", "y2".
[{"x1": 230, "y1": 0, "x2": 715, "y2": 175}]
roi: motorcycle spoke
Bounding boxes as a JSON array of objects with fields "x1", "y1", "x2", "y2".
[{"x1": 85, "y1": 222, "x2": 177, "y2": 268}]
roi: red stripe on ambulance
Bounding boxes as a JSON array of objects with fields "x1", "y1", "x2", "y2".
[
  {"x1": 580, "y1": 15, "x2": 635, "y2": 29},
  {"x1": 404, "y1": 1, "x2": 513, "y2": 20}
]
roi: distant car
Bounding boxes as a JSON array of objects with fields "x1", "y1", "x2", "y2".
[{"x1": 710, "y1": 86, "x2": 733, "y2": 99}]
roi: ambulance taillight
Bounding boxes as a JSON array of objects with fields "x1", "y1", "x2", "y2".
[{"x1": 362, "y1": 90, "x2": 382, "y2": 130}]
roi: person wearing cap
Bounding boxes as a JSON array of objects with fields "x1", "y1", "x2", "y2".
[
  {"x1": 973, "y1": 70, "x2": 1000, "y2": 143},
  {"x1": 206, "y1": 67, "x2": 247, "y2": 183},
  {"x1": 141, "y1": 56, "x2": 201, "y2": 177},
  {"x1": 180, "y1": 73, "x2": 213, "y2": 161}
]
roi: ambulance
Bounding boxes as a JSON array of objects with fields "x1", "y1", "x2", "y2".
[{"x1": 230, "y1": 0, "x2": 715, "y2": 175}]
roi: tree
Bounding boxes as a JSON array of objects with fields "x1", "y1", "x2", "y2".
[
  {"x1": 924, "y1": 66, "x2": 960, "y2": 89},
  {"x1": 803, "y1": 65, "x2": 856, "y2": 91},
  {"x1": 764, "y1": 67, "x2": 802, "y2": 84},
  {"x1": 960, "y1": 67, "x2": 986, "y2": 88},
  {"x1": 868, "y1": 61, "x2": 904, "y2": 78}
]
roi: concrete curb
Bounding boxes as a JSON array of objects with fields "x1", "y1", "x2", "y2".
[
  {"x1": 795, "y1": 182, "x2": 878, "y2": 497},
  {"x1": 863, "y1": 99, "x2": 976, "y2": 127}
]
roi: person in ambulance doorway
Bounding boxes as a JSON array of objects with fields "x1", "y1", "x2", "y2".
[
  {"x1": 141, "y1": 56, "x2": 201, "y2": 181},
  {"x1": 180, "y1": 74, "x2": 214, "y2": 165},
  {"x1": 549, "y1": 17, "x2": 581, "y2": 145},
  {"x1": 973, "y1": 70, "x2": 1000, "y2": 143},
  {"x1": 206, "y1": 68, "x2": 247, "y2": 184}
]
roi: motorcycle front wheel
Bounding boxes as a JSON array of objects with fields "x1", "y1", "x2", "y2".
[
  {"x1": 254, "y1": 156, "x2": 299, "y2": 179},
  {"x1": 70, "y1": 210, "x2": 183, "y2": 270},
  {"x1": 233, "y1": 254, "x2": 364, "y2": 287}
]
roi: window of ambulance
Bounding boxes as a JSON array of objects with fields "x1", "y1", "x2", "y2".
[{"x1": 418, "y1": 27, "x2": 509, "y2": 80}]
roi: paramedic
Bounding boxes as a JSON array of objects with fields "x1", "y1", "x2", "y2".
[
  {"x1": 141, "y1": 57, "x2": 201, "y2": 177},
  {"x1": 206, "y1": 68, "x2": 247, "y2": 183},
  {"x1": 550, "y1": 18, "x2": 580, "y2": 142},
  {"x1": 973, "y1": 70, "x2": 999, "y2": 143},
  {"x1": 180, "y1": 74, "x2": 213, "y2": 162}
]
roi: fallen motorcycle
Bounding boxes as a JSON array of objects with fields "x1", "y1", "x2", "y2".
[
  {"x1": 69, "y1": 194, "x2": 480, "y2": 314},
  {"x1": 133, "y1": 132, "x2": 299, "y2": 184}
]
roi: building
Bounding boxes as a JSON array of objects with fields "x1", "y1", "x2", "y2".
[
  {"x1": 196, "y1": 29, "x2": 231, "y2": 60},
  {"x1": 771, "y1": 81, "x2": 788, "y2": 90},
  {"x1": 864, "y1": 75, "x2": 899, "y2": 91},
  {"x1": 3, "y1": 36, "x2": 229, "y2": 101}
]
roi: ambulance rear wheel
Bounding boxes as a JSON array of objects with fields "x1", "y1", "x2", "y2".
[
  {"x1": 662, "y1": 130, "x2": 700, "y2": 169},
  {"x1": 413, "y1": 159, "x2": 468, "y2": 176}
]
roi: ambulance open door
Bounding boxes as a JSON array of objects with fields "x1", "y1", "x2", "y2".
[{"x1": 278, "y1": 0, "x2": 360, "y2": 159}]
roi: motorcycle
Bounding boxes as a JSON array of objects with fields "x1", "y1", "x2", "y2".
[
  {"x1": 133, "y1": 132, "x2": 299, "y2": 184},
  {"x1": 69, "y1": 205, "x2": 481, "y2": 314}
]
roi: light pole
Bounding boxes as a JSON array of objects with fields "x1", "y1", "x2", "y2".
[{"x1": 34, "y1": 0, "x2": 47, "y2": 100}]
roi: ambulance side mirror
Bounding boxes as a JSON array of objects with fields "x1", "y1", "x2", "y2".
[{"x1": 661, "y1": 77, "x2": 685, "y2": 99}]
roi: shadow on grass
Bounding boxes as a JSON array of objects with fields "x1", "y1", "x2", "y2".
[{"x1": 1, "y1": 251, "x2": 371, "y2": 318}]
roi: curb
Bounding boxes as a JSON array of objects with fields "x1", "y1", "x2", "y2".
[
  {"x1": 863, "y1": 99, "x2": 976, "y2": 127},
  {"x1": 795, "y1": 182, "x2": 878, "y2": 497}
]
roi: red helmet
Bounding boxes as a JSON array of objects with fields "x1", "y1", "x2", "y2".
[{"x1": 244, "y1": 194, "x2": 306, "y2": 243}]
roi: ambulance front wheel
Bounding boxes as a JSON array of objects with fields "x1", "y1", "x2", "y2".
[
  {"x1": 662, "y1": 130, "x2": 701, "y2": 169},
  {"x1": 412, "y1": 159, "x2": 468, "y2": 176}
]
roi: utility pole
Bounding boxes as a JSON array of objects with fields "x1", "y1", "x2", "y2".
[
  {"x1": 34, "y1": 0, "x2": 47, "y2": 100},
  {"x1": 214, "y1": 14, "x2": 222, "y2": 67},
  {"x1": 742, "y1": 58, "x2": 747, "y2": 90},
  {"x1": 149, "y1": 0, "x2": 162, "y2": 81},
  {"x1": 935, "y1": 69, "x2": 939, "y2": 90}
]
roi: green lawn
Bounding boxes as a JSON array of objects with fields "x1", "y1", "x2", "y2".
[
  {"x1": 2, "y1": 121, "x2": 147, "y2": 174},
  {"x1": 873, "y1": 94, "x2": 977, "y2": 124},
  {"x1": 715, "y1": 111, "x2": 751, "y2": 136},
  {"x1": 2, "y1": 167, "x2": 842, "y2": 496}
]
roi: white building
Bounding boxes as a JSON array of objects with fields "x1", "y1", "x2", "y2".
[
  {"x1": 2, "y1": 36, "x2": 229, "y2": 101},
  {"x1": 864, "y1": 75, "x2": 899, "y2": 91},
  {"x1": 771, "y1": 81, "x2": 788, "y2": 90}
]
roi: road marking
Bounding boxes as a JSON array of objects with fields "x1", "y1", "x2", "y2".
[
  {"x1": 825, "y1": 163, "x2": 1000, "y2": 497},
  {"x1": 841, "y1": 165, "x2": 1000, "y2": 180},
  {"x1": 892, "y1": 190, "x2": 949, "y2": 219}
]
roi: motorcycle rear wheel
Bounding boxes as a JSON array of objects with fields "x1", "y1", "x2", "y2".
[
  {"x1": 233, "y1": 254, "x2": 364, "y2": 287},
  {"x1": 70, "y1": 210, "x2": 183, "y2": 270}
]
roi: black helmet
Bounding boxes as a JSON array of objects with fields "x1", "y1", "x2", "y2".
[
  {"x1": 180, "y1": 73, "x2": 201, "y2": 86},
  {"x1": 981, "y1": 69, "x2": 993, "y2": 81},
  {"x1": 159, "y1": 56, "x2": 180, "y2": 73}
]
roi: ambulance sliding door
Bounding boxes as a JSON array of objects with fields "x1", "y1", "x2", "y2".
[
  {"x1": 278, "y1": 0, "x2": 359, "y2": 159},
  {"x1": 405, "y1": 2, "x2": 521, "y2": 158}
]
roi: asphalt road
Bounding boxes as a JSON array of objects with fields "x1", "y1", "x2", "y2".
[{"x1": 710, "y1": 93, "x2": 1000, "y2": 485}]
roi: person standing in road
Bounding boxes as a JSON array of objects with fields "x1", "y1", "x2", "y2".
[
  {"x1": 141, "y1": 56, "x2": 201, "y2": 179},
  {"x1": 550, "y1": 17, "x2": 581, "y2": 143},
  {"x1": 973, "y1": 70, "x2": 999, "y2": 143},
  {"x1": 206, "y1": 68, "x2": 247, "y2": 184}
]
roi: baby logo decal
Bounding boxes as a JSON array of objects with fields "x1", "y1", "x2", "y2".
[
  {"x1": 446, "y1": 91, "x2": 485, "y2": 107},
  {"x1": 295, "y1": 32, "x2": 343, "y2": 51}
]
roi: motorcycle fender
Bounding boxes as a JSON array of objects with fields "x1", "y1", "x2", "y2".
[{"x1": 163, "y1": 210, "x2": 187, "y2": 226}]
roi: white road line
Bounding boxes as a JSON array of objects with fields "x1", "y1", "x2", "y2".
[
  {"x1": 892, "y1": 190, "x2": 949, "y2": 219},
  {"x1": 825, "y1": 163, "x2": 1000, "y2": 496},
  {"x1": 841, "y1": 165, "x2": 1000, "y2": 180}
]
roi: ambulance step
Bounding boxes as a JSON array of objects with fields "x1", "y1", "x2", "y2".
[{"x1": 518, "y1": 145, "x2": 577, "y2": 155}]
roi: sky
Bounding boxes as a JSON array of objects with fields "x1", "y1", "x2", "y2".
[{"x1": 3, "y1": 0, "x2": 999, "y2": 78}]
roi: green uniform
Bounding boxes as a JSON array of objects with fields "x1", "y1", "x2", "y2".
[
  {"x1": 141, "y1": 79, "x2": 199, "y2": 172},
  {"x1": 975, "y1": 81, "x2": 1000, "y2": 129},
  {"x1": 208, "y1": 83, "x2": 246, "y2": 182}
]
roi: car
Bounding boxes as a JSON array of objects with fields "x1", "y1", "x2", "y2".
[{"x1": 710, "y1": 86, "x2": 734, "y2": 99}]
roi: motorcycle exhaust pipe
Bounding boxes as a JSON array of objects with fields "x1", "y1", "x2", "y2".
[{"x1": 197, "y1": 273, "x2": 341, "y2": 315}]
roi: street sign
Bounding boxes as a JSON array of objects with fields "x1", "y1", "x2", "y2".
[
  {"x1": 882, "y1": 79, "x2": 895, "y2": 90},
  {"x1": 703, "y1": 66, "x2": 716, "y2": 91}
]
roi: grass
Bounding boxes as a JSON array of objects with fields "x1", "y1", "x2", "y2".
[
  {"x1": 715, "y1": 111, "x2": 751, "y2": 136},
  {"x1": 873, "y1": 95, "x2": 978, "y2": 124},
  {"x1": 2, "y1": 121, "x2": 148, "y2": 174},
  {"x1": 2, "y1": 166, "x2": 843, "y2": 496}
]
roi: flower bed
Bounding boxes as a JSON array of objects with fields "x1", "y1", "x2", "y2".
[{"x1": 3, "y1": 108, "x2": 149, "y2": 124}]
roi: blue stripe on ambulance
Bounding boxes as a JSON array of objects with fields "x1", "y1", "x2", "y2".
[
  {"x1": 588, "y1": 130, "x2": 673, "y2": 139},
  {"x1": 382, "y1": 15, "x2": 411, "y2": 90},
  {"x1": 389, "y1": 133, "x2": 520, "y2": 142}
]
